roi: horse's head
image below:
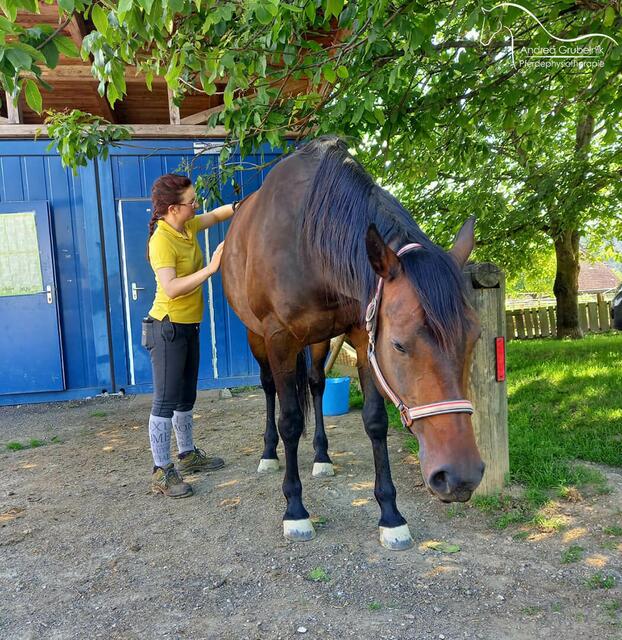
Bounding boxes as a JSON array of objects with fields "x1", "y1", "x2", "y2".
[{"x1": 365, "y1": 218, "x2": 484, "y2": 503}]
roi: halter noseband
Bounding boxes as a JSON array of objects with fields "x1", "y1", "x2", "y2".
[{"x1": 365, "y1": 243, "x2": 474, "y2": 433}]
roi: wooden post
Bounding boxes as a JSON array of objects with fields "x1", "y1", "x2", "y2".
[
  {"x1": 5, "y1": 91, "x2": 23, "y2": 124},
  {"x1": 167, "y1": 87, "x2": 181, "y2": 125},
  {"x1": 324, "y1": 334, "x2": 346, "y2": 375},
  {"x1": 463, "y1": 262, "x2": 509, "y2": 496}
]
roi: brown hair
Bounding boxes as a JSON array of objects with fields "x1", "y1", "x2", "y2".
[{"x1": 147, "y1": 174, "x2": 192, "y2": 260}]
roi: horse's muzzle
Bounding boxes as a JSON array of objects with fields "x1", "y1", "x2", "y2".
[{"x1": 427, "y1": 461, "x2": 485, "y2": 503}]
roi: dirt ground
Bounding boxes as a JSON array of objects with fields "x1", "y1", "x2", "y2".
[{"x1": 1, "y1": 389, "x2": 621, "y2": 640}]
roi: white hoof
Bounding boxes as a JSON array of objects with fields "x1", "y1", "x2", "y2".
[
  {"x1": 283, "y1": 518, "x2": 316, "y2": 542},
  {"x1": 257, "y1": 458, "x2": 280, "y2": 473},
  {"x1": 379, "y1": 524, "x2": 413, "y2": 551},
  {"x1": 312, "y1": 462, "x2": 335, "y2": 478}
]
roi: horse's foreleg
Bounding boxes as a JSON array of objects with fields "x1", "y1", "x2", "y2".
[
  {"x1": 248, "y1": 330, "x2": 280, "y2": 473},
  {"x1": 349, "y1": 327, "x2": 413, "y2": 551},
  {"x1": 267, "y1": 330, "x2": 315, "y2": 542},
  {"x1": 309, "y1": 340, "x2": 334, "y2": 477}
]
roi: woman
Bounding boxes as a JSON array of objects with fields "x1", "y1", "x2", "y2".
[{"x1": 143, "y1": 173, "x2": 237, "y2": 498}]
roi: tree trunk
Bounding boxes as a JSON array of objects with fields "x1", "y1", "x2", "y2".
[{"x1": 553, "y1": 228, "x2": 582, "y2": 339}]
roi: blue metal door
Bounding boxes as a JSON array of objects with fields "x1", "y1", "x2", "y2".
[{"x1": 0, "y1": 201, "x2": 64, "y2": 394}]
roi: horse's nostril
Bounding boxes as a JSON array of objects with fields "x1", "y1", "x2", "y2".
[
  {"x1": 479, "y1": 461, "x2": 486, "y2": 477},
  {"x1": 430, "y1": 469, "x2": 449, "y2": 493}
]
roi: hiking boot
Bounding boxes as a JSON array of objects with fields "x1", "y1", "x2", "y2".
[
  {"x1": 178, "y1": 447, "x2": 225, "y2": 474},
  {"x1": 151, "y1": 463, "x2": 193, "y2": 498}
]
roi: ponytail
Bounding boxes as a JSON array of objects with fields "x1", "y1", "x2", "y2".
[{"x1": 147, "y1": 174, "x2": 192, "y2": 261}]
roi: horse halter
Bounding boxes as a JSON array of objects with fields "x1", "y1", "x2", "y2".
[{"x1": 365, "y1": 242, "x2": 474, "y2": 433}]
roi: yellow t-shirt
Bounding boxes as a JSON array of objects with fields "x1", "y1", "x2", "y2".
[{"x1": 148, "y1": 217, "x2": 204, "y2": 323}]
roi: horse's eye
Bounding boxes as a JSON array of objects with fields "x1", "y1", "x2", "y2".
[{"x1": 392, "y1": 340, "x2": 407, "y2": 353}]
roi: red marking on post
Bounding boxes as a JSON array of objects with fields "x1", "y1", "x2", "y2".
[{"x1": 495, "y1": 337, "x2": 506, "y2": 382}]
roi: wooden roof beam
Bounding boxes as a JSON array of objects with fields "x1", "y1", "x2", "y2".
[{"x1": 180, "y1": 104, "x2": 224, "y2": 125}]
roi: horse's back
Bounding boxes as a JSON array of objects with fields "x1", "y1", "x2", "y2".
[{"x1": 222, "y1": 145, "x2": 354, "y2": 342}]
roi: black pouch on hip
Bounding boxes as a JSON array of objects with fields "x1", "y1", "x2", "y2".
[{"x1": 141, "y1": 316, "x2": 155, "y2": 349}]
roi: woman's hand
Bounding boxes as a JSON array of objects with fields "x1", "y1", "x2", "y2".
[{"x1": 208, "y1": 241, "x2": 225, "y2": 273}]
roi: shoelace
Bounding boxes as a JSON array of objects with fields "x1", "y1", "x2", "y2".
[
  {"x1": 191, "y1": 447, "x2": 209, "y2": 460},
  {"x1": 164, "y1": 466, "x2": 182, "y2": 483}
]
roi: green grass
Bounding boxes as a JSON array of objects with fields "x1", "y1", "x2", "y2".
[
  {"x1": 306, "y1": 567, "x2": 330, "y2": 582},
  {"x1": 604, "y1": 526, "x2": 622, "y2": 536},
  {"x1": 89, "y1": 411, "x2": 108, "y2": 418},
  {"x1": 6, "y1": 441, "x2": 26, "y2": 451},
  {"x1": 505, "y1": 334, "x2": 622, "y2": 488},
  {"x1": 561, "y1": 545, "x2": 584, "y2": 564},
  {"x1": 368, "y1": 602, "x2": 382, "y2": 611},
  {"x1": 5, "y1": 437, "x2": 61, "y2": 452},
  {"x1": 586, "y1": 573, "x2": 616, "y2": 590}
]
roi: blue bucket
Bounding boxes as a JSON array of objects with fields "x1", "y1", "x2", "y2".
[{"x1": 322, "y1": 377, "x2": 351, "y2": 416}]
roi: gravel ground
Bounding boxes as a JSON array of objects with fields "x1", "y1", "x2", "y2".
[{"x1": 0, "y1": 390, "x2": 621, "y2": 640}]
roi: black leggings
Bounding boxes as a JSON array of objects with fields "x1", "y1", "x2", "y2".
[{"x1": 143, "y1": 316, "x2": 200, "y2": 418}]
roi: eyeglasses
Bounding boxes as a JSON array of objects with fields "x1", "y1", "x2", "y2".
[{"x1": 178, "y1": 199, "x2": 199, "y2": 207}]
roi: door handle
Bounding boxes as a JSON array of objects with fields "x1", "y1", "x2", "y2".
[
  {"x1": 131, "y1": 282, "x2": 145, "y2": 301},
  {"x1": 45, "y1": 285, "x2": 53, "y2": 304}
]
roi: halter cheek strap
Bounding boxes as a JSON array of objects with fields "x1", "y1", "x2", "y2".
[{"x1": 365, "y1": 242, "x2": 474, "y2": 433}]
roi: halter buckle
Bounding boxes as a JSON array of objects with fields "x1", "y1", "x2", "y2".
[
  {"x1": 365, "y1": 297, "x2": 377, "y2": 332},
  {"x1": 398, "y1": 404, "x2": 413, "y2": 428}
]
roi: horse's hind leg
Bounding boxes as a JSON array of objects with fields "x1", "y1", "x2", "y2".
[
  {"x1": 248, "y1": 330, "x2": 280, "y2": 473},
  {"x1": 309, "y1": 340, "x2": 334, "y2": 477},
  {"x1": 349, "y1": 326, "x2": 413, "y2": 551},
  {"x1": 266, "y1": 328, "x2": 315, "y2": 542}
]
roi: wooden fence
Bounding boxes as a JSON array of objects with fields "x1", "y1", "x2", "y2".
[{"x1": 506, "y1": 299, "x2": 613, "y2": 340}]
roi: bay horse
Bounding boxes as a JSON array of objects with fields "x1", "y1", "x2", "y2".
[{"x1": 222, "y1": 137, "x2": 484, "y2": 550}]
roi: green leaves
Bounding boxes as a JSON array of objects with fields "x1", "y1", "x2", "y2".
[
  {"x1": 90, "y1": 4, "x2": 109, "y2": 37},
  {"x1": 603, "y1": 6, "x2": 616, "y2": 28},
  {"x1": 44, "y1": 109, "x2": 131, "y2": 174},
  {"x1": 53, "y1": 36, "x2": 80, "y2": 58},
  {"x1": 5, "y1": 46, "x2": 31, "y2": 70},
  {"x1": 325, "y1": 0, "x2": 344, "y2": 20},
  {"x1": 23, "y1": 78, "x2": 41, "y2": 113}
]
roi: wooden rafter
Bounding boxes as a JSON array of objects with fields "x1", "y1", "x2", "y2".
[{"x1": 180, "y1": 104, "x2": 224, "y2": 125}]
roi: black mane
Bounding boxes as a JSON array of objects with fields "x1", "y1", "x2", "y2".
[{"x1": 299, "y1": 136, "x2": 467, "y2": 350}]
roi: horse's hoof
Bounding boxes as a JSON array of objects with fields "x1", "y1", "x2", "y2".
[
  {"x1": 257, "y1": 458, "x2": 280, "y2": 473},
  {"x1": 379, "y1": 524, "x2": 413, "y2": 551},
  {"x1": 283, "y1": 518, "x2": 316, "y2": 542},
  {"x1": 312, "y1": 462, "x2": 335, "y2": 478}
]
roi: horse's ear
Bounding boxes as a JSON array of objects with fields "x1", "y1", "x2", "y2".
[
  {"x1": 366, "y1": 224, "x2": 400, "y2": 280},
  {"x1": 449, "y1": 216, "x2": 476, "y2": 267}
]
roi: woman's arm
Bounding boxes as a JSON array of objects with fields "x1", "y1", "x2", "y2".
[
  {"x1": 156, "y1": 242, "x2": 224, "y2": 299},
  {"x1": 195, "y1": 204, "x2": 235, "y2": 231}
]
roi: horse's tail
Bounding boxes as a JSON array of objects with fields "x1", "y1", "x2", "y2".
[{"x1": 296, "y1": 347, "x2": 311, "y2": 434}]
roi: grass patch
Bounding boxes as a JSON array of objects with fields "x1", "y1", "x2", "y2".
[
  {"x1": 604, "y1": 600, "x2": 621, "y2": 617},
  {"x1": 368, "y1": 602, "x2": 382, "y2": 611},
  {"x1": 89, "y1": 411, "x2": 108, "y2": 418},
  {"x1": 506, "y1": 334, "x2": 622, "y2": 489},
  {"x1": 310, "y1": 515, "x2": 328, "y2": 528},
  {"x1": 586, "y1": 573, "x2": 616, "y2": 590},
  {"x1": 604, "y1": 526, "x2": 622, "y2": 536},
  {"x1": 561, "y1": 545, "x2": 584, "y2": 564},
  {"x1": 521, "y1": 605, "x2": 544, "y2": 616},
  {"x1": 5, "y1": 437, "x2": 61, "y2": 452},
  {"x1": 6, "y1": 441, "x2": 26, "y2": 451},
  {"x1": 306, "y1": 567, "x2": 330, "y2": 583}
]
